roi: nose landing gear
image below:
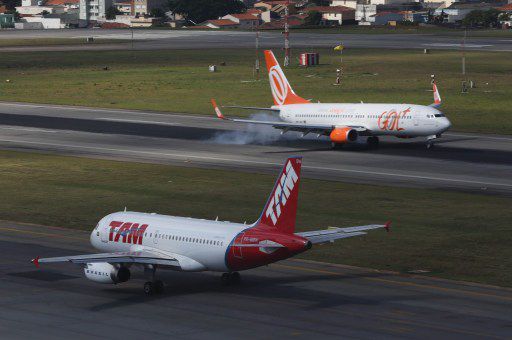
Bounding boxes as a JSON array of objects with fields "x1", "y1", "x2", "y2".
[{"x1": 221, "y1": 272, "x2": 241, "y2": 285}]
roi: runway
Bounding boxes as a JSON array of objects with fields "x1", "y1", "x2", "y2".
[
  {"x1": 1, "y1": 221, "x2": 512, "y2": 339},
  {"x1": 0, "y1": 29, "x2": 510, "y2": 52},
  {"x1": 0, "y1": 102, "x2": 511, "y2": 196}
]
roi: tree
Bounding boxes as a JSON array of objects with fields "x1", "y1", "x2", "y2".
[
  {"x1": 105, "y1": 6, "x2": 121, "y2": 20},
  {"x1": 3, "y1": 0, "x2": 21, "y2": 11},
  {"x1": 150, "y1": 8, "x2": 166, "y2": 18},
  {"x1": 167, "y1": 0, "x2": 246, "y2": 24},
  {"x1": 462, "y1": 9, "x2": 501, "y2": 28},
  {"x1": 304, "y1": 10, "x2": 322, "y2": 26}
]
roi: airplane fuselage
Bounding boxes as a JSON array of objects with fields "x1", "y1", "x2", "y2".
[
  {"x1": 276, "y1": 103, "x2": 451, "y2": 137},
  {"x1": 90, "y1": 211, "x2": 309, "y2": 273}
]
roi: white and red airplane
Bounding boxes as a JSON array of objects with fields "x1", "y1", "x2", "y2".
[
  {"x1": 32, "y1": 157, "x2": 390, "y2": 295},
  {"x1": 212, "y1": 50, "x2": 451, "y2": 149}
]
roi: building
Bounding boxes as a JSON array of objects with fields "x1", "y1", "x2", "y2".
[
  {"x1": 0, "y1": 13, "x2": 14, "y2": 28},
  {"x1": 113, "y1": 1, "x2": 131, "y2": 14},
  {"x1": 368, "y1": 11, "x2": 405, "y2": 24},
  {"x1": 79, "y1": 0, "x2": 113, "y2": 22},
  {"x1": 221, "y1": 13, "x2": 260, "y2": 28},
  {"x1": 330, "y1": 0, "x2": 357, "y2": 10},
  {"x1": 303, "y1": 6, "x2": 356, "y2": 25},
  {"x1": 435, "y1": 2, "x2": 493, "y2": 23},
  {"x1": 203, "y1": 19, "x2": 240, "y2": 29},
  {"x1": 356, "y1": 4, "x2": 377, "y2": 25},
  {"x1": 132, "y1": 0, "x2": 166, "y2": 16}
]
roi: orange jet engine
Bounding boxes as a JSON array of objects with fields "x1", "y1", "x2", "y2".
[{"x1": 329, "y1": 127, "x2": 358, "y2": 144}]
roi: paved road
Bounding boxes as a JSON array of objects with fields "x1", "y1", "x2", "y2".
[
  {"x1": 0, "y1": 102, "x2": 511, "y2": 196},
  {"x1": 1, "y1": 221, "x2": 512, "y2": 339},
  {"x1": 0, "y1": 29, "x2": 510, "y2": 52}
]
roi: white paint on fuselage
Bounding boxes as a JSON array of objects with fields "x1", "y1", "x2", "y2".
[
  {"x1": 276, "y1": 103, "x2": 451, "y2": 137},
  {"x1": 90, "y1": 211, "x2": 248, "y2": 272}
]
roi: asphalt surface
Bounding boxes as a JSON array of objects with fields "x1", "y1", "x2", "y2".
[
  {"x1": 0, "y1": 101, "x2": 511, "y2": 196},
  {"x1": 0, "y1": 29, "x2": 510, "y2": 52},
  {"x1": 1, "y1": 221, "x2": 512, "y2": 339}
]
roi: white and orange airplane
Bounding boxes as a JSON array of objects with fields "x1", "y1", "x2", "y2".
[
  {"x1": 212, "y1": 50, "x2": 451, "y2": 149},
  {"x1": 32, "y1": 157, "x2": 390, "y2": 295}
]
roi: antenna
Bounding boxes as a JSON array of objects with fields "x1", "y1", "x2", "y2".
[{"x1": 124, "y1": 206, "x2": 127, "y2": 212}]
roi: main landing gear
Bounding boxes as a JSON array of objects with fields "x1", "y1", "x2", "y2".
[
  {"x1": 221, "y1": 272, "x2": 241, "y2": 285},
  {"x1": 367, "y1": 136, "x2": 380, "y2": 149},
  {"x1": 143, "y1": 264, "x2": 164, "y2": 295},
  {"x1": 144, "y1": 280, "x2": 164, "y2": 295}
]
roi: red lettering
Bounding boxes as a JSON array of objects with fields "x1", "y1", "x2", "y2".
[
  {"x1": 132, "y1": 224, "x2": 148, "y2": 245},
  {"x1": 115, "y1": 222, "x2": 132, "y2": 243},
  {"x1": 108, "y1": 221, "x2": 123, "y2": 241}
]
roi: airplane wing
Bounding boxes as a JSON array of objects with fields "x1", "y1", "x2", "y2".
[
  {"x1": 212, "y1": 99, "x2": 368, "y2": 135},
  {"x1": 32, "y1": 250, "x2": 180, "y2": 267},
  {"x1": 296, "y1": 222, "x2": 391, "y2": 245}
]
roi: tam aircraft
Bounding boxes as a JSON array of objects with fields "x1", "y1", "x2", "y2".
[
  {"x1": 32, "y1": 157, "x2": 390, "y2": 295},
  {"x1": 212, "y1": 50, "x2": 451, "y2": 149}
]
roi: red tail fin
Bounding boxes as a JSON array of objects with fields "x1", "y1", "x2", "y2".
[
  {"x1": 255, "y1": 157, "x2": 302, "y2": 234},
  {"x1": 264, "y1": 50, "x2": 309, "y2": 106}
]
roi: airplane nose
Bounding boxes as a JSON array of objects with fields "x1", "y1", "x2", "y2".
[{"x1": 445, "y1": 118, "x2": 452, "y2": 130}]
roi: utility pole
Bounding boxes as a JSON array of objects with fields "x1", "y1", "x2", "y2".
[
  {"x1": 255, "y1": 30, "x2": 260, "y2": 79},
  {"x1": 462, "y1": 28, "x2": 466, "y2": 76},
  {"x1": 283, "y1": 0, "x2": 290, "y2": 67}
]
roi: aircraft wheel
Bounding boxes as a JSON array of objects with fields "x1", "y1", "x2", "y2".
[
  {"x1": 154, "y1": 280, "x2": 164, "y2": 294},
  {"x1": 144, "y1": 281, "x2": 154, "y2": 295},
  {"x1": 231, "y1": 272, "x2": 241, "y2": 284},
  {"x1": 330, "y1": 142, "x2": 343, "y2": 150},
  {"x1": 367, "y1": 136, "x2": 379, "y2": 149},
  {"x1": 221, "y1": 273, "x2": 231, "y2": 285},
  {"x1": 426, "y1": 142, "x2": 434, "y2": 150}
]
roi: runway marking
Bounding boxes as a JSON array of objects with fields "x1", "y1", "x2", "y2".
[
  {"x1": 273, "y1": 264, "x2": 512, "y2": 302},
  {"x1": 97, "y1": 118, "x2": 183, "y2": 126},
  {"x1": 0, "y1": 102, "x2": 217, "y2": 121},
  {"x1": 0, "y1": 126, "x2": 59, "y2": 133},
  {"x1": 423, "y1": 43, "x2": 493, "y2": 48},
  {"x1": 0, "y1": 138, "x2": 511, "y2": 190}
]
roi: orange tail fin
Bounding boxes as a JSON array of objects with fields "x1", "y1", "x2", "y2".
[{"x1": 264, "y1": 50, "x2": 309, "y2": 106}]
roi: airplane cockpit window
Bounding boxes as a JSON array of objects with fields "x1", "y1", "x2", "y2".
[{"x1": 434, "y1": 113, "x2": 445, "y2": 117}]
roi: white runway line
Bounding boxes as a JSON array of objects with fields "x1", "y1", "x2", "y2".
[
  {"x1": 0, "y1": 126, "x2": 59, "y2": 133},
  {"x1": 0, "y1": 138, "x2": 511, "y2": 189},
  {"x1": 422, "y1": 43, "x2": 493, "y2": 48}
]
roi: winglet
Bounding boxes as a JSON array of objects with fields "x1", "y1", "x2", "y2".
[
  {"x1": 384, "y1": 221, "x2": 392, "y2": 233},
  {"x1": 31, "y1": 256, "x2": 40, "y2": 268},
  {"x1": 431, "y1": 82, "x2": 441, "y2": 108},
  {"x1": 211, "y1": 99, "x2": 226, "y2": 120}
]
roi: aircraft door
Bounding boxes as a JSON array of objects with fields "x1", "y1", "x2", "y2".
[{"x1": 100, "y1": 223, "x2": 109, "y2": 243}]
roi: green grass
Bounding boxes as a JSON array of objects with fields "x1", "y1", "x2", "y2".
[
  {"x1": 0, "y1": 48, "x2": 510, "y2": 134},
  {"x1": 1, "y1": 150, "x2": 511, "y2": 287}
]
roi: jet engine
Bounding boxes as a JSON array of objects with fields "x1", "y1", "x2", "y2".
[
  {"x1": 84, "y1": 263, "x2": 130, "y2": 284},
  {"x1": 329, "y1": 127, "x2": 358, "y2": 144}
]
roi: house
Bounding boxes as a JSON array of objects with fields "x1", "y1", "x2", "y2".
[
  {"x1": 247, "y1": 7, "x2": 271, "y2": 22},
  {"x1": 259, "y1": 14, "x2": 305, "y2": 29},
  {"x1": 368, "y1": 11, "x2": 405, "y2": 25},
  {"x1": 303, "y1": 6, "x2": 355, "y2": 25},
  {"x1": 46, "y1": 0, "x2": 79, "y2": 10},
  {"x1": 435, "y1": 2, "x2": 493, "y2": 23},
  {"x1": 221, "y1": 13, "x2": 260, "y2": 28},
  {"x1": 203, "y1": 19, "x2": 239, "y2": 29}
]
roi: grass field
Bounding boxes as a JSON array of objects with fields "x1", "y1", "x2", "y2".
[
  {"x1": 0, "y1": 48, "x2": 510, "y2": 134},
  {"x1": 1, "y1": 150, "x2": 511, "y2": 287}
]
